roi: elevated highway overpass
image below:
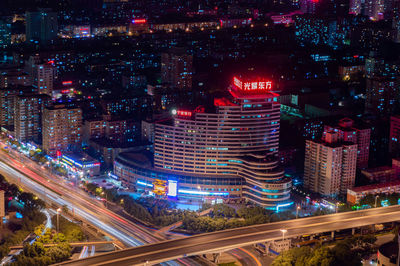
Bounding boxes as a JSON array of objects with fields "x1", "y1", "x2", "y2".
[{"x1": 59, "y1": 205, "x2": 400, "y2": 265}]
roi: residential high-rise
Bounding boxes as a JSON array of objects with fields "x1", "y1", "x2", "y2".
[
  {"x1": 365, "y1": 77, "x2": 400, "y2": 115},
  {"x1": 304, "y1": 131, "x2": 358, "y2": 197},
  {"x1": 0, "y1": 17, "x2": 11, "y2": 48},
  {"x1": 42, "y1": 105, "x2": 82, "y2": 155},
  {"x1": 26, "y1": 9, "x2": 58, "y2": 43},
  {"x1": 349, "y1": 0, "x2": 362, "y2": 15},
  {"x1": 114, "y1": 76, "x2": 292, "y2": 209},
  {"x1": 0, "y1": 86, "x2": 37, "y2": 127},
  {"x1": 389, "y1": 115, "x2": 400, "y2": 156},
  {"x1": 363, "y1": 0, "x2": 385, "y2": 20},
  {"x1": 300, "y1": 0, "x2": 320, "y2": 14},
  {"x1": 393, "y1": 0, "x2": 400, "y2": 43},
  {"x1": 14, "y1": 94, "x2": 50, "y2": 142},
  {"x1": 161, "y1": 47, "x2": 193, "y2": 89},
  {"x1": 324, "y1": 118, "x2": 371, "y2": 168},
  {"x1": 36, "y1": 63, "x2": 55, "y2": 95}
]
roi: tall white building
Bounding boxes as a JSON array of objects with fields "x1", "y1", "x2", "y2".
[
  {"x1": 304, "y1": 131, "x2": 358, "y2": 197},
  {"x1": 114, "y1": 76, "x2": 292, "y2": 209}
]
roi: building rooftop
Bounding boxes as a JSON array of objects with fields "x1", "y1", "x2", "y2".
[
  {"x1": 361, "y1": 166, "x2": 395, "y2": 174},
  {"x1": 62, "y1": 152, "x2": 99, "y2": 165},
  {"x1": 349, "y1": 180, "x2": 400, "y2": 193}
]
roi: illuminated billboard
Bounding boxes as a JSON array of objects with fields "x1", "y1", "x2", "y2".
[
  {"x1": 167, "y1": 180, "x2": 177, "y2": 197},
  {"x1": 152, "y1": 179, "x2": 167, "y2": 196},
  {"x1": 233, "y1": 77, "x2": 272, "y2": 92}
]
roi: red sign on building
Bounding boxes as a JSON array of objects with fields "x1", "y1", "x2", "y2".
[{"x1": 233, "y1": 77, "x2": 272, "y2": 92}]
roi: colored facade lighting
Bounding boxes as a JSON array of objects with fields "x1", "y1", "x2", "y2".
[
  {"x1": 132, "y1": 19, "x2": 147, "y2": 24},
  {"x1": 178, "y1": 189, "x2": 229, "y2": 196},
  {"x1": 137, "y1": 180, "x2": 153, "y2": 187},
  {"x1": 62, "y1": 81, "x2": 73, "y2": 86}
]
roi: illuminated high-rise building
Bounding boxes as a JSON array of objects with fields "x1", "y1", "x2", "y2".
[
  {"x1": 304, "y1": 131, "x2": 358, "y2": 197},
  {"x1": 300, "y1": 0, "x2": 320, "y2": 14},
  {"x1": 349, "y1": 0, "x2": 362, "y2": 15},
  {"x1": 393, "y1": 0, "x2": 400, "y2": 43},
  {"x1": 42, "y1": 105, "x2": 82, "y2": 155},
  {"x1": 365, "y1": 77, "x2": 400, "y2": 115},
  {"x1": 363, "y1": 0, "x2": 385, "y2": 20},
  {"x1": 0, "y1": 17, "x2": 11, "y2": 48},
  {"x1": 161, "y1": 47, "x2": 193, "y2": 89},
  {"x1": 36, "y1": 63, "x2": 55, "y2": 96},
  {"x1": 114, "y1": 76, "x2": 292, "y2": 209},
  {"x1": 14, "y1": 94, "x2": 50, "y2": 142},
  {"x1": 324, "y1": 118, "x2": 371, "y2": 169},
  {"x1": 389, "y1": 115, "x2": 400, "y2": 156}
]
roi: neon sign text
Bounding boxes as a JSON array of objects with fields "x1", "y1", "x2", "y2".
[
  {"x1": 233, "y1": 77, "x2": 272, "y2": 91},
  {"x1": 176, "y1": 110, "x2": 192, "y2": 117}
]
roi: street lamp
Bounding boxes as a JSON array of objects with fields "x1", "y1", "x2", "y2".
[
  {"x1": 197, "y1": 186, "x2": 202, "y2": 209},
  {"x1": 296, "y1": 205, "x2": 301, "y2": 219},
  {"x1": 280, "y1": 229, "x2": 287, "y2": 241},
  {"x1": 102, "y1": 191, "x2": 108, "y2": 208},
  {"x1": 56, "y1": 208, "x2": 61, "y2": 233},
  {"x1": 375, "y1": 195, "x2": 379, "y2": 208}
]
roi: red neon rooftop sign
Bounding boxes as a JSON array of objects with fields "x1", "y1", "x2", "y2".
[
  {"x1": 176, "y1": 110, "x2": 192, "y2": 117},
  {"x1": 233, "y1": 77, "x2": 272, "y2": 92}
]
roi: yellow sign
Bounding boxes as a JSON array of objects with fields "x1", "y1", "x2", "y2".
[{"x1": 152, "y1": 179, "x2": 167, "y2": 196}]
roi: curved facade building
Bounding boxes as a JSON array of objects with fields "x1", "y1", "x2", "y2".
[{"x1": 114, "y1": 77, "x2": 292, "y2": 209}]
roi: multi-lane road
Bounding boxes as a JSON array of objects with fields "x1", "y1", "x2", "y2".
[
  {"x1": 0, "y1": 147, "x2": 196, "y2": 265},
  {"x1": 60, "y1": 204, "x2": 400, "y2": 265}
]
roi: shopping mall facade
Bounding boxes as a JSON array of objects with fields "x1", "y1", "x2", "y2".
[{"x1": 114, "y1": 76, "x2": 292, "y2": 209}]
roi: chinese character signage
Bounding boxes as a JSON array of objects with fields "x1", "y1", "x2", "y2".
[{"x1": 233, "y1": 77, "x2": 272, "y2": 92}]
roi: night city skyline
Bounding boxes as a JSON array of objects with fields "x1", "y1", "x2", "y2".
[{"x1": 0, "y1": 0, "x2": 400, "y2": 265}]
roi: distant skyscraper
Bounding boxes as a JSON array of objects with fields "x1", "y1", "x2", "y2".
[
  {"x1": 26, "y1": 9, "x2": 58, "y2": 43},
  {"x1": 393, "y1": 0, "x2": 400, "y2": 43},
  {"x1": 365, "y1": 77, "x2": 400, "y2": 115},
  {"x1": 304, "y1": 131, "x2": 358, "y2": 197},
  {"x1": 363, "y1": 0, "x2": 385, "y2": 20},
  {"x1": 324, "y1": 118, "x2": 371, "y2": 169},
  {"x1": 349, "y1": 0, "x2": 362, "y2": 15},
  {"x1": 300, "y1": 0, "x2": 319, "y2": 14},
  {"x1": 389, "y1": 115, "x2": 400, "y2": 156},
  {"x1": 161, "y1": 48, "x2": 193, "y2": 89},
  {"x1": 14, "y1": 94, "x2": 50, "y2": 142},
  {"x1": 36, "y1": 63, "x2": 55, "y2": 95},
  {"x1": 0, "y1": 17, "x2": 11, "y2": 48},
  {"x1": 42, "y1": 105, "x2": 82, "y2": 155},
  {"x1": 0, "y1": 86, "x2": 37, "y2": 128}
]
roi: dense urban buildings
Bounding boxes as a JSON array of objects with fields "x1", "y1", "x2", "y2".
[{"x1": 1, "y1": 0, "x2": 400, "y2": 263}]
